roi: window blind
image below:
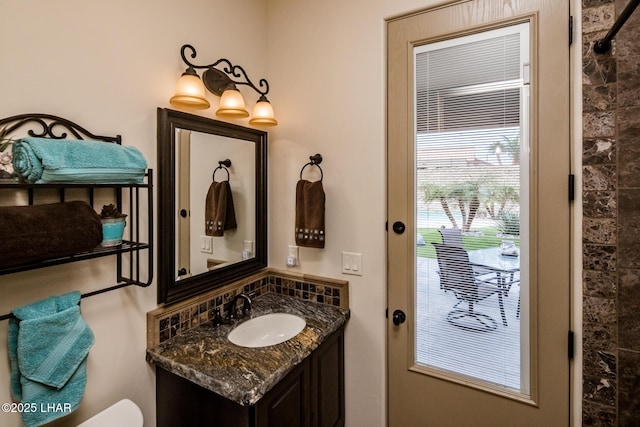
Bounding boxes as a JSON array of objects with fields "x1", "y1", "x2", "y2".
[
  {"x1": 416, "y1": 33, "x2": 521, "y2": 133},
  {"x1": 414, "y1": 27, "x2": 526, "y2": 393}
]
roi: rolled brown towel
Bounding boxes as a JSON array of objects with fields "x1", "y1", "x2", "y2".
[{"x1": 0, "y1": 201, "x2": 103, "y2": 267}]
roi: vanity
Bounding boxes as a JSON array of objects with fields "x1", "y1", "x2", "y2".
[
  {"x1": 150, "y1": 109, "x2": 348, "y2": 426},
  {"x1": 147, "y1": 292, "x2": 348, "y2": 427}
]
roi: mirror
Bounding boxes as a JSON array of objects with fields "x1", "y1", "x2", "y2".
[{"x1": 157, "y1": 108, "x2": 267, "y2": 304}]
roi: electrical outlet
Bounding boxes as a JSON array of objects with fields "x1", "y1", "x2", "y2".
[
  {"x1": 288, "y1": 245, "x2": 299, "y2": 258},
  {"x1": 342, "y1": 251, "x2": 362, "y2": 276},
  {"x1": 242, "y1": 240, "x2": 254, "y2": 260},
  {"x1": 287, "y1": 245, "x2": 299, "y2": 267}
]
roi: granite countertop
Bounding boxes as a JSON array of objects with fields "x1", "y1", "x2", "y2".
[{"x1": 146, "y1": 293, "x2": 350, "y2": 406}]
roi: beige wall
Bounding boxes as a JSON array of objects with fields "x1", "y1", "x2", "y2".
[
  {"x1": 0, "y1": 1, "x2": 267, "y2": 426},
  {"x1": 265, "y1": 1, "x2": 461, "y2": 425},
  {"x1": 0, "y1": 1, "x2": 585, "y2": 426}
]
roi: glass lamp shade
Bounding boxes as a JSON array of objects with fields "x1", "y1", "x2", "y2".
[
  {"x1": 216, "y1": 88, "x2": 249, "y2": 118},
  {"x1": 170, "y1": 74, "x2": 210, "y2": 109},
  {"x1": 249, "y1": 99, "x2": 278, "y2": 126}
]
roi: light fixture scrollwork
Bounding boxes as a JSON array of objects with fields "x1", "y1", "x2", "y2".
[{"x1": 169, "y1": 44, "x2": 277, "y2": 126}]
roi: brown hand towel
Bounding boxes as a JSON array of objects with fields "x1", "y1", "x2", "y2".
[
  {"x1": 205, "y1": 180, "x2": 237, "y2": 236},
  {"x1": 0, "y1": 201, "x2": 103, "y2": 267},
  {"x1": 295, "y1": 179, "x2": 325, "y2": 248}
]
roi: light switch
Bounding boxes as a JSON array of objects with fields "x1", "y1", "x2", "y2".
[
  {"x1": 341, "y1": 251, "x2": 362, "y2": 276},
  {"x1": 200, "y1": 235, "x2": 213, "y2": 254}
]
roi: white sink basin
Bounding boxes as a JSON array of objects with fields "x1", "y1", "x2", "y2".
[{"x1": 228, "y1": 313, "x2": 306, "y2": 348}]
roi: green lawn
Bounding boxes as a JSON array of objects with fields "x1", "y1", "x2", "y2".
[{"x1": 417, "y1": 227, "x2": 519, "y2": 258}]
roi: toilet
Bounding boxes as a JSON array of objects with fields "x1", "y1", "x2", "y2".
[{"x1": 76, "y1": 399, "x2": 143, "y2": 427}]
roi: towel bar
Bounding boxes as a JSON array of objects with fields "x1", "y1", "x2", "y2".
[
  {"x1": 0, "y1": 281, "x2": 145, "y2": 321},
  {"x1": 299, "y1": 153, "x2": 323, "y2": 181},
  {"x1": 212, "y1": 159, "x2": 232, "y2": 181},
  {"x1": 593, "y1": 0, "x2": 640, "y2": 54}
]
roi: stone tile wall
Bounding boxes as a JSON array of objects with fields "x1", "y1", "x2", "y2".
[{"x1": 582, "y1": 1, "x2": 640, "y2": 425}]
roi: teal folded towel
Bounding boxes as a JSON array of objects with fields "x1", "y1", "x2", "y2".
[
  {"x1": 8, "y1": 291, "x2": 95, "y2": 427},
  {"x1": 12, "y1": 137, "x2": 147, "y2": 184}
]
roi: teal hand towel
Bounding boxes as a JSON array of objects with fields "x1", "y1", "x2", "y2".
[
  {"x1": 7, "y1": 317, "x2": 22, "y2": 400},
  {"x1": 8, "y1": 291, "x2": 95, "y2": 427},
  {"x1": 12, "y1": 137, "x2": 147, "y2": 183}
]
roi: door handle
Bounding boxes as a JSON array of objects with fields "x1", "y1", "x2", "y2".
[
  {"x1": 392, "y1": 221, "x2": 406, "y2": 234},
  {"x1": 392, "y1": 309, "x2": 406, "y2": 326}
]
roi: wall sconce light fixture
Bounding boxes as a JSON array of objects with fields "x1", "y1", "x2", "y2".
[{"x1": 170, "y1": 44, "x2": 278, "y2": 126}]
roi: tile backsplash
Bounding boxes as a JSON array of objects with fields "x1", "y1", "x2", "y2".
[{"x1": 147, "y1": 268, "x2": 349, "y2": 348}]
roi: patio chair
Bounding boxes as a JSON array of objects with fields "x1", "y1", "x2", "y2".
[
  {"x1": 438, "y1": 226, "x2": 464, "y2": 248},
  {"x1": 435, "y1": 227, "x2": 462, "y2": 289},
  {"x1": 435, "y1": 226, "x2": 491, "y2": 287},
  {"x1": 432, "y1": 243, "x2": 507, "y2": 332}
]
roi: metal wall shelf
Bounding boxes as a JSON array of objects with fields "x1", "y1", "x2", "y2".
[
  {"x1": 0, "y1": 171, "x2": 153, "y2": 279},
  {"x1": 0, "y1": 171, "x2": 154, "y2": 321},
  {"x1": 0, "y1": 113, "x2": 154, "y2": 321}
]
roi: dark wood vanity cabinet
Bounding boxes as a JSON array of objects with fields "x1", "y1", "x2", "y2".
[
  {"x1": 254, "y1": 357, "x2": 310, "y2": 427},
  {"x1": 310, "y1": 326, "x2": 345, "y2": 427},
  {"x1": 156, "y1": 326, "x2": 345, "y2": 427}
]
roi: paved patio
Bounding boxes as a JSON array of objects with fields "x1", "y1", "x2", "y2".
[{"x1": 415, "y1": 256, "x2": 522, "y2": 391}]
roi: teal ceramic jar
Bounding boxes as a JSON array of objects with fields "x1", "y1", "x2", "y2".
[{"x1": 100, "y1": 216, "x2": 127, "y2": 247}]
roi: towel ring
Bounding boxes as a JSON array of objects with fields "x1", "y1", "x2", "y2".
[
  {"x1": 300, "y1": 153, "x2": 323, "y2": 181},
  {"x1": 213, "y1": 159, "x2": 231, "y2": 181}
]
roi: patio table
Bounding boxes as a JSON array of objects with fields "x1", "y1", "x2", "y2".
[
  {"x1": 468, "y1": 247, "x2": 521, "y2": 319},
  {"x1": 468, "y1": 247, "x2": 520, "y2": 275}
]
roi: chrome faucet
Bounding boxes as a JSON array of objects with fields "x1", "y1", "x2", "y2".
[{"x1": 228, "y1": 293, "x2": 252, "y2": 320}]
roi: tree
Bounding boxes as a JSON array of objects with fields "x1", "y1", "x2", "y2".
[
  {"x1": 490, "y1": 136, "x2": 520, "y2": 165},
  {"x1": 449, "y1": 181, "x2": 481, "y2": 232},
  {"x1": 422, "y1": 179, "x2": 482, "y2": 232},
  {"x1": 422, "y1": 182, "x2": 459, "y2": 229},
  {"x1": 485, "y1": 185, "x2": 519, "y2": 220}
]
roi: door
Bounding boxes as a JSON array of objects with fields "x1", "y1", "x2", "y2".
[
  {"x1": 387, "y1": 1, "x2": 570, "y2": 426},
  {"x1": 177, "y1": 129, "x2": 191, "y2": 278}
]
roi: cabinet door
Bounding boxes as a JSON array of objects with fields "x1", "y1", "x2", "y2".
[
  {"x1": 156, "y1": 366, "x2": 249, "y2": 427},
  {"x1": 311, "y1": 328, "x2": 345, "y2": 427},
  {"x1": 255, "y1": 359, "x2": 310, "y2": 427}
]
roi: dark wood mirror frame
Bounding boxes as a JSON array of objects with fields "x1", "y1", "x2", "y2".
[{"x1": 157, "y1": 108, "x2": 267, "y2": 304}]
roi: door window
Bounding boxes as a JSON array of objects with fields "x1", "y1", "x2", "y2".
[{"x1": 414, "y1": 23, "x2": 531, "y2": 395}]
